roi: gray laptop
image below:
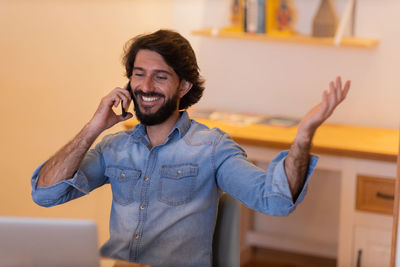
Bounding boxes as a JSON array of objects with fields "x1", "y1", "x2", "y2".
[{"x1": 0, "y1": 216, "x2": 100, "y2": 267}]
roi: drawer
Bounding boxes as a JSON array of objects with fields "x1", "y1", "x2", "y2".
[
  {"x1": 356, "y1": 175, "x2": 395, "y2": 215},
  {"x1": 353, "y1": 226, "x2": 391, "y2": 267}
]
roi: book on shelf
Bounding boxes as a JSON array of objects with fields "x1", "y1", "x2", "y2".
[
  {"x1": 230, "y1": 0, "x2": 296, "y2": 36},
  {"x1": 244, "y1": 0, "x2": 266, "y2": 34}
]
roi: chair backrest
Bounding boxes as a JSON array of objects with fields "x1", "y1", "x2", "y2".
[{"x1": 213, "y1": 193, "x2": 240, "y2": 267}]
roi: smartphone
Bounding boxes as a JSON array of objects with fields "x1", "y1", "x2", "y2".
[{"x1": 121, "y1": 82, "x2": 133, "y2": 117}]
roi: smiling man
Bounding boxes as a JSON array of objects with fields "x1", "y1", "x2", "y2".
[{"x1": 31, "y1": 30, "x2": 350, "y2": 267}]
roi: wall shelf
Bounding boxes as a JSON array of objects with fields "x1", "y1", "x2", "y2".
[{"x1": 192, "y1": 28, "x2": 379, "y2": 49}]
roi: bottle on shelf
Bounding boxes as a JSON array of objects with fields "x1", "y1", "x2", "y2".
[{"x1": 312, "y1": 0, "x2": 339, "y2": 37}]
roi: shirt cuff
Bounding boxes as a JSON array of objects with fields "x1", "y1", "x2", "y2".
[
  {"x1": 266, "y1": 150, "x2": 319, "y2": 205},
  {"x1": 31, "y1": 163, "x2": 90, "y2": 207}
]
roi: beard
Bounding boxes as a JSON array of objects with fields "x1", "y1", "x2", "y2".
[{"x1": 132, "y1": 90, "x2": 180, "y2": 126}]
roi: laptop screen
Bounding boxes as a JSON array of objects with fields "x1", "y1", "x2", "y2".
[{"x1": 0, "y1": 217, "x2": 100, "y2": 267}]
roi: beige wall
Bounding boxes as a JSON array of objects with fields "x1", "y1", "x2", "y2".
[
  {"x1": 0, "y1": 0, "x2": 173, "y2": 245},
  {"x1": 188, "y1": 0, "x2": 400, "y2": 128}
]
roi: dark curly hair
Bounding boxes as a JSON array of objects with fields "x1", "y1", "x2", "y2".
[{"x1": 122, "y1": 29, "x2": 205, "y2": 110}]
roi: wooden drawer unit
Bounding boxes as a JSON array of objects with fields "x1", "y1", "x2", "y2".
[{"x1": 356, "y1": 175, "x2": 395, "y2": 215}]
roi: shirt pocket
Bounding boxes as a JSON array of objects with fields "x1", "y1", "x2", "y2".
[
  {"x1": 105, "y1": 166, "x2": 142, "y2": 206},
  {"x1": 158, "y1": 163, "x2": 198, "y2": 206}
]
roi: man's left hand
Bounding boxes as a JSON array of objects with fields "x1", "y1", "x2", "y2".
[{"x1": 297, "y1": 76, "x2": 351, "y2": 141}]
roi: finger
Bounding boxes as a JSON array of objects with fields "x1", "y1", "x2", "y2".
[
  {"x1": 111, "y1": 94, "x2": 122, "y2": 108},
  {"x1": 320, "y1": 89, "x2": 329, "y2": 113},
  {"x1": 116, "y1": 112, "x2": 133, "y2": 122},
  {"x1": 120, "y1": 87, "x2": 132, "y2": 100},
  {"x1": 335, "y1": 76, "x2": 342, "y2": 102},
  {"x1": 341, "y1": 80, "x2": 351, "y2": 101},
  {"x1": 336, "y1": 76, "x2": 342, "y2": 91},
  {"x1": 113, "y1": 98, "x2": 120, "y2": 108},
  {"x1": 105, "y1": 89, "x2": 121, "y2": 105},
  {"x1": 113, "y1": 87, "x2": 132, "y2": 101},
  {"x1": 328, "y1": 81, "x2": 337, "y2": 112},
  {"x1": 102, "y1": 93, "x2": 120, "y2": 109},
  {"x1": 116, "y1": 92, "x2": 130, "y2": 109}
]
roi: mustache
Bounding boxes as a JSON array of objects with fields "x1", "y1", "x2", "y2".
[{"x1": 133, "y1": 90, "x2": 165, "y2": 98}]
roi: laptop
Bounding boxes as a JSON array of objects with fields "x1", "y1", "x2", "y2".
[{"x1": 0, "y1": 216, "x2": 100, "y2": 267}]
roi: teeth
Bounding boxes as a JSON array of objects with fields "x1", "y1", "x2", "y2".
[{"x1": 142, "y1": 96, "x2": 159, "y2": 102}]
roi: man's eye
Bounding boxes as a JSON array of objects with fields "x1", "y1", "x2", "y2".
[
  {"x1": 134, "y1": 73, "x2": 144, "y2": 77},
  {"x1": 156, "y1": 76, "x2": 167, "y2": 80}
]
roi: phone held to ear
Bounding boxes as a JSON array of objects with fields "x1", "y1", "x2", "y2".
[{"x1": 122, "y1": 82, "x2": 133, "y2": 117}]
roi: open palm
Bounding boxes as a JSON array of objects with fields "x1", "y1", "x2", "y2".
[{"x1": 298, "y1": 76, "x2": 351, "y2": 137}]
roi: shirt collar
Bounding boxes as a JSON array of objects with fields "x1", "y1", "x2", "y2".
[
  {"x1": 128, "y1": 111, "x2": 191, "y2": 142},
  {"x1": 172, "y1": 111, "x2": 191, "y2": 138}
]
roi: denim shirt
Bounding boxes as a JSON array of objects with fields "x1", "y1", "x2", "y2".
[{"x1": 31, "y1": 111, "x2": 318, "y2": 267}]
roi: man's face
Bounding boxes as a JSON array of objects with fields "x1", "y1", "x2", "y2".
[{"x1": 130, "y1": 49, "x2": 181, "y2": 126}]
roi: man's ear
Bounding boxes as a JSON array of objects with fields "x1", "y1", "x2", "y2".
[{"x1": 178, "y1": 80, "x2": 193, "y2": 98}]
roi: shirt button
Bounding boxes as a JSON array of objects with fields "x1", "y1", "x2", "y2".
[
  {"x1": 140, "y1": 205, "x2": 145, "y2": 210},
  {"x1": 177, "y1": 170, "x2": 182, "y2": 175},
  {"x1": 144, "y1": 177, "x2": 149, "y2": 182},
  {"x1": 135, "y1": 234, "x2": 140, "y2": 239},
  {"x1": 120, "y1": 173, "x2": 125, "y2": 178}
]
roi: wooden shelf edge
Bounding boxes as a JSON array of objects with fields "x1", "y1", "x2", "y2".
[{"x1": 192, "y1": 28, "x2": 379, "y2": 49}]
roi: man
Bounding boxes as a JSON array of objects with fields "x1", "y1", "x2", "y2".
[{"x1": 31, "y1": 29, "x2": 350, "y2": 266}]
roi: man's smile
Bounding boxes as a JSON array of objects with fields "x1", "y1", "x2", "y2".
[
  {"x1": 141, "y1": 95, "x2": 161, "y2": 103},
  {"x1": 134, "y1": 91, "x2": 165, "y2": 109}
]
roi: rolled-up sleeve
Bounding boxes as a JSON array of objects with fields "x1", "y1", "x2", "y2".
[
  {"x1": 31, "y1": 140, "x2": 109, "y2": 207},
  {"x1": 214, "y1": 131, "x2": 318, "y2": 216}
]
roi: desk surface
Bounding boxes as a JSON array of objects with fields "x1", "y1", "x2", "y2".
[
  {"x1": 101, "y1": 258, "x2": 150, "y2": 267},
  {"x1": 124, "y1": 118, "x2": 399, "y2": 162}
]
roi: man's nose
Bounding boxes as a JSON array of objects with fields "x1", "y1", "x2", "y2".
[{"x1": 141, "y1": 75, "x2": 155, "y2": 93}]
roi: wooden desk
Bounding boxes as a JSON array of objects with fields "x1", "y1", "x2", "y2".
[
  {"x1": 189, "y1": 119, "x2": 398, "y2": 162},
  {"x1": 101, "y1": 258, "x2": 150, "y2": 267},
  {"x1": 124, "y1": 119, "x2": 399, "y2": 267}
]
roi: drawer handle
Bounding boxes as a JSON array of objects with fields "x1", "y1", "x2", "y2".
[{"x1": 376, "y1": 192, "x2": 394, "y2": 200}]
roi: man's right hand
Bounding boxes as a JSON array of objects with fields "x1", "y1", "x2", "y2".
[
  {"x1": 88, "y1": 87, "x2": 133, "y2": 135},
  {"x1": 37, "y1": 86, "x2": 134, "y2": 187}
]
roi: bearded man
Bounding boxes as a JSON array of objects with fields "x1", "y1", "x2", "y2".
[{"x1": 32, "y1": 29, "x2": 350, "y2": 267}]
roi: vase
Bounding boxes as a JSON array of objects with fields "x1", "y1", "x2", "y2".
[{"x1": 312, "y1": 0, "x2": 339, "y2": 37}]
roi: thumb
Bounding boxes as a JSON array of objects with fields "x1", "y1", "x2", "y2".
[{"x1": 117, "y1": 112, "x2": 134, "y2": 123}]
